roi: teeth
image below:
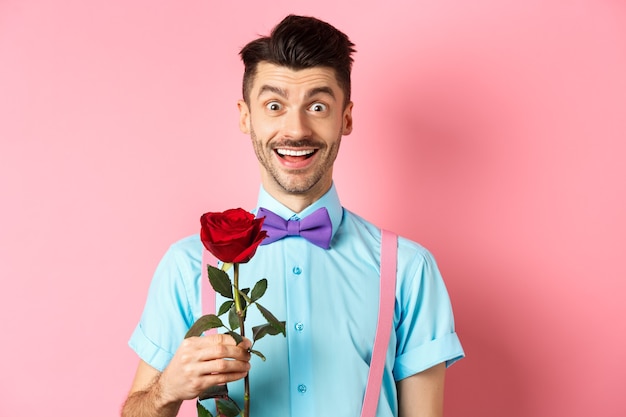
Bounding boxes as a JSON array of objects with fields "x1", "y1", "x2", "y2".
[{"x1": 276, "y1": 149, "x2": 315, "y2": 157}]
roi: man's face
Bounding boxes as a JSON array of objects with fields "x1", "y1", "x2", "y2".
[{"x1": 238, "y1": 62, "x2": 353, "y2": 204}]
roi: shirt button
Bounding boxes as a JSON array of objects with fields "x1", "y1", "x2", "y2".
[
  {"x1": 297, "y1": 384, "x2": 307, "y2": 394},
  {"x1": 292, "y1": 266, "x2": 302, "y2": 275},
  {"x1": 294, "y1": 322, "x2": 304, "y2": 332}
]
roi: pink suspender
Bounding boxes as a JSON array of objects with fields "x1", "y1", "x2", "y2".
[
  {"x1": 200, "y1": 230, "x2": 397, "y2": 417},
  {"x1": 200, "y1": 249, "x2": 217, "y2": 334},
  {"x1": 360, "y1": 229, "x2": 397, "y2": 417}
]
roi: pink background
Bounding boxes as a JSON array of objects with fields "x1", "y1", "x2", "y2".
[{"x1": 1, "y1": 1, "x2": 625, "y2": 416}]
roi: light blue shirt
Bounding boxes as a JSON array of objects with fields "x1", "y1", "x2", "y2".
[{"x1": 129, "y1": 184, "x2": 464, "y2": 417}]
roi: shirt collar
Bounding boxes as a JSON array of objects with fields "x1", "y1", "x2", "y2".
[{"x1": 254, "y1": 183, "x2": 344, "y2": 242}]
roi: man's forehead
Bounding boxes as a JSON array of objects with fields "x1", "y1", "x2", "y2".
[{"x1": 251, "y1": 62, "x2": 342, "y2": 94}]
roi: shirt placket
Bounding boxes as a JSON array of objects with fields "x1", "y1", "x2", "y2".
[{"x1": 284, "y1": 231, "x2": 315, "y2": 416}]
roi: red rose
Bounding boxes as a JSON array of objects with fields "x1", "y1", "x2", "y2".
[{"x1": 200, "y1": 208, "x2": 267, "y2": 263}]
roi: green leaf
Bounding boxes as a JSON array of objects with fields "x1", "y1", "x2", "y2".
[
  {"x1": 251, "y1": 322, "x2": 284, "y2": 343},
  {"x1": 228, "y1": 305, "x2": 240, "y2": 331},
  {"x1": 232, "y1": 294, "x2": 248, "y2": 318},
  {"x1": 250, "y1": 279, "x2": 268, "y2": 302},
  {"x1": 226, "y1": 330, "x2": 243, "y2": 345},
  {"x1": 185, "y1": 314, "x2": 224, "y2": 338},
  {"x1": 250, "y1": 349, "x2": 266, "y2": 361},
  {"x1": 239, "y1": 292, "x2": 248, "y2": 313},
  {"x1": 239, "y1": 288, "x2": 252, "y2": 304},
  {"x1": 217, "y1": 300, "x2": 234, "y2": 316},
  {"x1": 207, "y1": 265, "x2": 233, "y2": 299},
  {"x1": 216, "y1": 398, "x2": 241, "y2": 417},
  {"x1": 196, "y1": 400, "x2": 214, "y2": 417},
  {"x1": 256, "y1": 303, "x2": 287, "y2": 336}
]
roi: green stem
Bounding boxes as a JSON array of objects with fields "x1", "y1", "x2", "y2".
[
  {"x1": 232, "y1": 264, "x2": 250, "y2": 417},
  {"x1": 233, "y1": 263, "x2": 243, "y2": 317}
]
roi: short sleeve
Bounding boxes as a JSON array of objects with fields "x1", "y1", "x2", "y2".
[
  {"x1": 393, "y1": 243, "x2": 464, "y2": 380},
  {"x1": 128, "y1": 235, "x2": 202, "y2": 371}
]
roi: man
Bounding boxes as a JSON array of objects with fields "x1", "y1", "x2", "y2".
[{"x1": 122, "y1": 14, "x2": 464, "y2": 417}]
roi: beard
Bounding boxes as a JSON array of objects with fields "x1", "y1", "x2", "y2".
[{"x1": 249, "y1": 125, "x2": 342, "y2": 195}]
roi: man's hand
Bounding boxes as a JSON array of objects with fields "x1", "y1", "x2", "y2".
[
  {"x1": 159, "y1": 334, "x2": 252, "y2": 402},
  {"x1": 122, "y1": 334, "x2": 251, "y2": 417}
]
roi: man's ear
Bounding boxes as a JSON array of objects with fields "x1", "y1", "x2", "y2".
[
  {"x1": 237, "y1": 100, "x2": 250, "y2": 134},
  {"x1": 342, "y1": 101, "x2": 354, "y2": 135}
]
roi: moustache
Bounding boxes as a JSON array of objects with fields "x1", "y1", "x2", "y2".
[{"x1": 273, "y1": 139, "x2": 324, "y2": 148}]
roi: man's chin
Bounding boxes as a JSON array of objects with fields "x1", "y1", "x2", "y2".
[
  {"x1": 274, "y1": 176, "x2": 317, "y2": 195},
  {"x1": 278, "y1": 183, "x2": 315, "y2": 195},
  {"x1": 277, "y1": 175, "x2": 332, "y2": 197}
]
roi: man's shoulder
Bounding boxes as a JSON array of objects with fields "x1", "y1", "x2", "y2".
[
  {"x1": 160, "y1": 234, "x2": 203, "y2": 265},
  {"x1": 341, "y1": 208, "x2": 434, "y2": 261},
  {"x1": 341, "y1": 208, "x2": 379, "y2": 232}
]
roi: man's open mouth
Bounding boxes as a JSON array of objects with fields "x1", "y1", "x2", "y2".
[{"x1": 275, "y1": 148, "x2": 316, "y2": 161}]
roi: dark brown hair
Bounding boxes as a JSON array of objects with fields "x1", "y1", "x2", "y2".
[{"x1": 239, "y1": 15, "x2": 356, "y2": 107}]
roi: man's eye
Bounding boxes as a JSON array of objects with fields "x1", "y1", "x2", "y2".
[
  {"x1": 266, "y1": 102, "x2": 282, "y2": 111},
  {"x1": 309, "y1": 103, "x2": 327, "y2": 112}
]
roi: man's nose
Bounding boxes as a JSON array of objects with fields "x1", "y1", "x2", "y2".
[{"x1": 282, "y1": 109, "x2": 312, "y2": 139}]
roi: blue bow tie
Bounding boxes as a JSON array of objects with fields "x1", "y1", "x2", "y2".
[{"x1": 256, "y1": 207, "x2": 333, "y2": 249}]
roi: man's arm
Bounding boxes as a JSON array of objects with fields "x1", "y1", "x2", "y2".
[
  {"x1": 121, "y1": 334, "x2": 251, "y2": 417},
  {"x1": 122, "y1": 360, "x2": 182, "y2": 417},
  {"x1": 397, "y1": 362, "x2": 446, "y2": 417}
]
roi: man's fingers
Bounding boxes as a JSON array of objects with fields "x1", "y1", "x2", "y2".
[
  {"x1": 213, "y1": 333, "x2": 253, "y2": 350},
  {"x1": 197, "y1": 358, "x2": 251, "y2": 376},
  {"x1": 158, "y1": 338, "x2": 252, "y2": 402},
  {"x1": 192, "y1": 333, "x2": 252, "y2": 349},
  {"x1": 202, "y1": 369, "x2": 250, "y2": 387},
  {"x1": 180, "y1": 335, "x2": 252, "y2": 362}
]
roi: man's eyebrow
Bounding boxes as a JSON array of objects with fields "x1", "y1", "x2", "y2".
[
  {"x1": 306, "y1": 86, "x2": 336, "y2": 100},
  {"x1": 257, "y1": 85, "x2": 288, "y2": 99},
  {"x1": 257, "y1": 85, "x2": 336, "y2": 101}
]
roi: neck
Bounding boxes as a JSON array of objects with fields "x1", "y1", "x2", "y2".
[{"x1": 263, "y1": 182, "x2": 332, "y2": 213}]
